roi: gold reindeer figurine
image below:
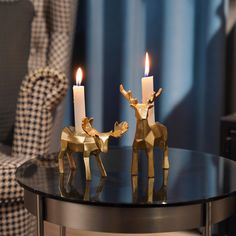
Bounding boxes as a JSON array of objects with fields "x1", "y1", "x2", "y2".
[
  {"x1": 58, "y1": 117, "x2": 128, "y2": 180},
  {"x1": 120, "y1": 84, "x2": 169, "y2": 178}
]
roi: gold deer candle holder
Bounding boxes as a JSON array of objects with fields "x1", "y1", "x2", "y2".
[
  {"x1": 120, "y1": 84, "x2": 169, "y2": 178},
  {"x1": 58, "y1": 117, "x2": 128, "y2": 181}
]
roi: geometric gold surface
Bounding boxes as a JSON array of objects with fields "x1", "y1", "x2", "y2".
[
  {"x1": 58, "y1": 117, "x2": 128, "y2": 181},
  {"x1": 120, "y1": 84, "x2": 169, "y2": 177}
]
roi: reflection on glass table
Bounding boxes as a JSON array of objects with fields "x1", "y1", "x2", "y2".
[
  {"x1": 131, "y1": 169, "x2": 168, "y2": 204},
  {"x1": 16, "y1": 147, "x2": 236, "y2": 236}
]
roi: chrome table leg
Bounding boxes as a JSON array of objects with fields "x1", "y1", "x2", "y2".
[
  {"x1": 36, "y1": 195, "x2": 44, "y2": 236},
  {"x1": 60, "y1": 226, "x2": 66, "y2": 236},
  {"x1": 204, "y1": 202, "x2": 212, "y2": 236}
]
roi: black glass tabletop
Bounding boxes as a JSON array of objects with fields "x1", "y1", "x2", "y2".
[{"x1": 16, "y1": 147, "x2": 236, "y2": 207}]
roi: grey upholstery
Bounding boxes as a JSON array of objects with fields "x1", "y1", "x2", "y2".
[{"x1": 0, "y1": 0, "x2": 33, "y2": 145}]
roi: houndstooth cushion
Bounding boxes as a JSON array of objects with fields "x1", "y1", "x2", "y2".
[
  {"x1": 0, "y1": 201, "x2": 35, "y2": 236},
  {"x1": 0, "y1": 153, "x2": 30, "y2": 203}
]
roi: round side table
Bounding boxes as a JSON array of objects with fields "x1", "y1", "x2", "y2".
[{"x1": 16, "y1": 148, "x2": 236, "y2": 236}]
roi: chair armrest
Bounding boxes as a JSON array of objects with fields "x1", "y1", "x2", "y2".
[{"x1": 12, "y1": 67, "x2": 68, "y2": 158}]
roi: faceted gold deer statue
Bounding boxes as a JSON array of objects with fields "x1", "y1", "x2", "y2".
[
  {"x1": 58, "y1": 117, "x2": 128, "y2": 180},
  {"x1": 120, "y1": 84, "x2": 169, "y2": 178}
]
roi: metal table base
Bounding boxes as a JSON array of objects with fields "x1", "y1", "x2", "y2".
[{"x1": 29, "y1": 191, "x2": 236, "y2": 236}]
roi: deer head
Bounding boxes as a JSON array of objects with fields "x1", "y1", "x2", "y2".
[
  {"x1": 120, "y1": 84, "x2": 162, "y2": 120},
  {"x1": 82, "y1": 117, "x2": 128, "y2": 153}
]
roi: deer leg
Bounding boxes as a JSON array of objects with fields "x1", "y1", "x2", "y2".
[
  {"x1": 163, "y1": 144, "x2": 169, "y2": 169},
  {"x1": 95, "y1": 154, "x2": 107, "y2": 178},
  {"x1": 132, "y1": 149, "x2": 139, "y2": 176},
  {"x1": 163, "y1": 169, "x2": 169, "y2": 187},
  {"x1": 59, "y1": 173, "x2": 65, "y2": 196},
  {"x1": 58, "y1": 141, "x2": 67, "y2": 173},
  {"x1": 84, "y1": 181, "x2": 90, "y2": 201},
  {"x1": 147, "y1": 177, "x2": 155, "y2": 203},
  {"x1": 66, "y1": 149, "x2": 76, "y2": 170},
  {"x1": 58, "y1": 151, "x2": 65, "y2": 173},
  {"x1": 156, "y1": 169, "x2": 169, "y2": 203},
  {"x1": 67, "y1": 170, "x2": 76, "y2": 186},
  {"x1": 131, "y1": 176, "x2": 138, "y2": 202},
  {"x1": 83, "y1": 152, "x2": 91, "y2": 181},
  {"x1": 146, "y1": 148, "x2": 155, "y2": 178},
  {"x1": 93, "y1": 178, "x2": 105, "y2": 201}
]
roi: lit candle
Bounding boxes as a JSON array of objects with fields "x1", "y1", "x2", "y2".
[
  {"x1": 73, "y1": 67, "x2": 86, "y2": 133},
  {"x1": 141, "y1": 52, "x2": 155, "y2": 125}
]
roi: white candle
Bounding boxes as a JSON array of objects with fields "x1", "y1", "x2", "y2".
[
  {"x1": 142, "y1": 52, "x2": 155, "y2": 125},
  {"x1": 73, "y1": 68, "x2": 86, "y2": 133}
]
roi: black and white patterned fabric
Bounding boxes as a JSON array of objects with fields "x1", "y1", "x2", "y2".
[
  {"x1": 0, "y1": 153, "x2": 29, "y2": 202},
  {"x1": 0, "y1": 67, "x2": 68, "y2": 235},
  {"x1": 0, "y1": 0, "x2": 76, "y2": 235},
  {"x1": 0, "y1": 67, "x2": 67, "y2": 202},
  {"x1": 0, "y1": 202, "x2": 35, "y2": 236},
  {"x1": 12, "y1": 67, "x2": 68, "y2": 158},
  {"x1": 28, "y1": 0, "x2": 73, "y2": 72}
]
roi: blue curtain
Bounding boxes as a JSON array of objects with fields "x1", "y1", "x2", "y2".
[{"x1": 68, "y1": 0, "x2": 227, "y2": 154}]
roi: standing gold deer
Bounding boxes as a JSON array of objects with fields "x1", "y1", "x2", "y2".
[
  {"x1": 120, "y1": 84, "x2": 169, "y2": 178},
  {"x1": 58, "y1": 117, "x2": 128, "y2": 180}
]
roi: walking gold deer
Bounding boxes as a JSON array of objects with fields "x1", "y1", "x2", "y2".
[
  {"x1": 58, "y1": 117, "x2": 128, "y2": 180},
  {"x1": 120, "y1": 84, "x2": 169, "y2": 178}
]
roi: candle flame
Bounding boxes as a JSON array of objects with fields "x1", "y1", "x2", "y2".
[
  {"x1": 145, "y1": 52, "x2": 150, "y2": 76},
  {"x1": 76, "y1": 67, "x2": 83, "y2": 85}
]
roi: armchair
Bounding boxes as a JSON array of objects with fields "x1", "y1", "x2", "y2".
[{"x1": 0, "y1": 0, "x2": 76, "y2": 235}]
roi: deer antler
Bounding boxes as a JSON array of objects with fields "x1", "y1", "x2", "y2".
[
  {"x1": 147, "y1": 88, "x2": 162, "y2": 104},
  {"x1": 120, "y1": 84, "x2": 138, "y2": 105},
  {"x1": 82, "y1": 117, "x2": 128, "y2": 138},
  {"x1": 110, "y1": 121, "x2": 129, "y2": 138},
  {"x1": 82, "y1": 117, "x2": 100, "y2": 137}
]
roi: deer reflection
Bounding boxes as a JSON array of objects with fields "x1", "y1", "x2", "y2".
[
  {"x1": 59, "y1": 171, "x2": 105, "y2": 201},
  {"x1": 132, "y1": 169, "x2": 169, "y2": 204}
]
